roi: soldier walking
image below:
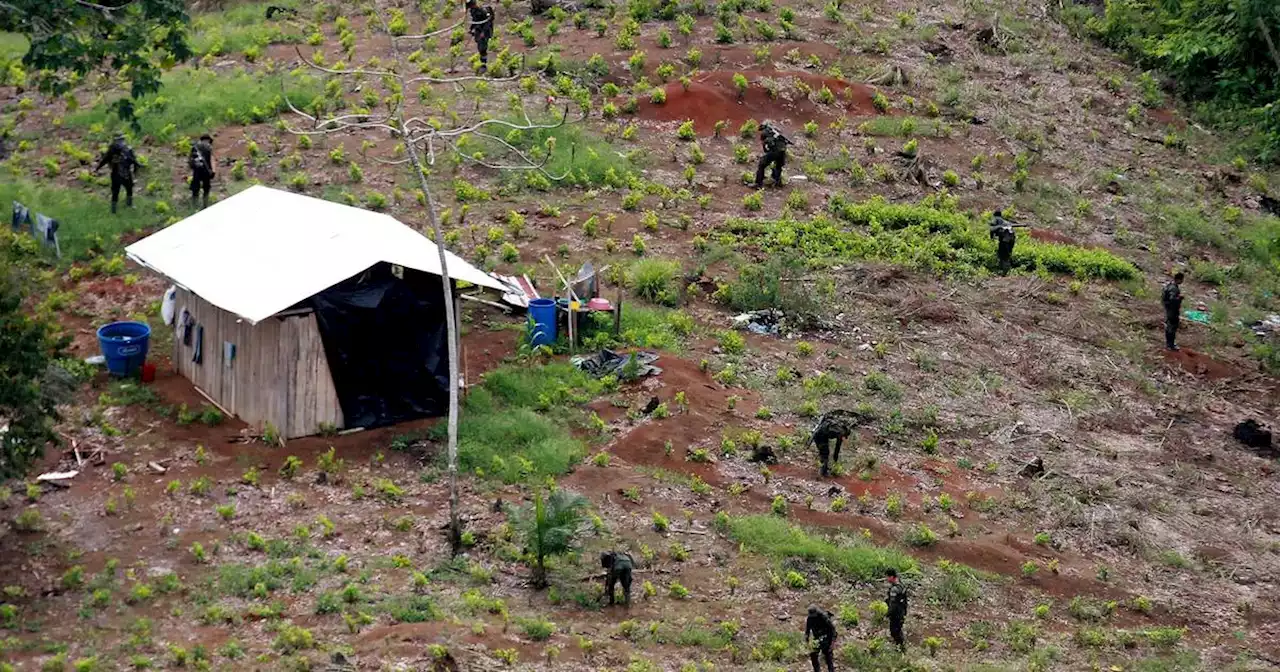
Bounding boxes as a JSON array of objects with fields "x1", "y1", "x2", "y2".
[
  {"x1": 886, "y1": 568, "x2": 909, "y2": 652},
  {"x1": 1162, "y1": 271, "x2": 1184, "y2": 351},
  {"x1": 754, "y1": 120, "x2": 791, "y2": 189},
  {"x1": 95, "y1": 133, "x2": 140, "y2": 214},
  {"x1": 189, "y1": 134, "x2": 215, "y2": 210},
  {"x1": 989, "y1": 209, "x2": 1025, "y2": 274},
  {"x1": 465, "y1": 0, "x2": 495, "y2": 73},
  {"x1": 804, "y1": 604, "x2": 837, "y2": 672}
]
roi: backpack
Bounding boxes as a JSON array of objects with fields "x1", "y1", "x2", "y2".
[
  {"x1": 190, "y1": 145, "x2": 207, "y2": 173},
  {"x1": 887, "y1": 583, "x2": 909, "y2": 614}
]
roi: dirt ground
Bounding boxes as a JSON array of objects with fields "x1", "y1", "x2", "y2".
[{"x1": 2, "y1": 0, "x2": 1280, "y2": 670}]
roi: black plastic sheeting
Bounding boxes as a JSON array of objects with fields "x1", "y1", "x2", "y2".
[{"x1": 309, "y1": 263, "x2": 450, "y2": 429}]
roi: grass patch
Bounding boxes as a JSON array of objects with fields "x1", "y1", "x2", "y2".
[
  {"x1": 189, "y1": 1, "x2": 304, "y2": 57},
  {"x1": 498, "y1": 122, "x2": 637, "y2": 190},
  {"x1": 377, "y1": 594, "x2": 441, "y2": 623},
  {"x1": 628, "y1": 258, "x2": 682, "y2": 306},
  {"x1": 723, "y1": 195, "x2": 1139, "y2": 280},
  {"x1": 857, "y1": 115, "x2": 940, "y2": 137},
  {"x1": 213, "y1": 558, "x2": 319, "y2": 598},
  {"x1": 440, "y1": 362, "x2": 601, "y2": 483},
  {"x1": 728, "y1": 515, "x2": 916, "y2": 581},
  {"x1": 0, "y1": 179, "x2": 163, "y2": 261},
  {"x1": 712, "y1": 253, "x2": 823, "y2": 328},
  {"x1": 66, "y1": 67, "x2": 322, "y2": 140},
  {"x1": 584, "y1": 305, "x2": 696, "y2": 352}
]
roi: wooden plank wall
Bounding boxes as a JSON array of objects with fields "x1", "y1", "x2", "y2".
[{"x1": 171, "y1": 288, "x2": 343, "y2": 438}]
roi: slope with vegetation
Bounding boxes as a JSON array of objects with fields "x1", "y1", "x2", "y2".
[{"x1": 0, "y1": 0, "x2": 1277, "y2": 670}]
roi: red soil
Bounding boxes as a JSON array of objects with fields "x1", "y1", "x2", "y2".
[
  {"x1": 604, "y1": 357, "x2": 748, "y2": 487},
  {"x1": 1028, "y1": 228, "x2": 1079, "y2": 245},
  {"x1": 635, "y1": 70, "x2": 884, "y2": 135},
  {"x1": 1163, "y1": 348, "x2": 1237, "y2": 380}
]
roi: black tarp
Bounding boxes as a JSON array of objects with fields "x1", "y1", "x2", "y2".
[{"x1": 309, "y1": 263, "x2": 450, "y2": 429}]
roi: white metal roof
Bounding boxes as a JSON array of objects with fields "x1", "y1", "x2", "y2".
[{"x1": 125, "y1": 185, "x2": 505, "y2": 325}]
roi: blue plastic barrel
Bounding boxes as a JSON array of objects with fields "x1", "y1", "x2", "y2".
[
  {"x1": 97, "y1": 321, "x2": 151, "y2": 377},
  {"x1": 527, "y1": 298, "x2": 557, "y2": 347}
]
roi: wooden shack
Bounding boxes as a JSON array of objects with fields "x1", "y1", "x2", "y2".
[
  {"x1": 170, "y1": 286, "x2": 343, "y2": 438},
  {"x1": 126, "y1": 185, "x2": 504, "y2": 439}
]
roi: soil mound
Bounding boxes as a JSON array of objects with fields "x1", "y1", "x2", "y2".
[
  {"x1": 1163, "y1": 348, "x2": 1237, "y2": 379},
  {"x1": 635, "y1": 70, "x2": 882, "y2": 135}
]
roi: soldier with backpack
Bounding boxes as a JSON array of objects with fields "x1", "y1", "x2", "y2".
[
  {"x1": 94, "y1": 133, "x2": 140, "y2": 214},
  {"x1": 886, "y1": 568, "x2": 909, "y2": 652},
  {"x1": 804, "y1": 604, "x2": 837, "y2": 672},
  {"x1": 465, "y1": 0, "x2": 495, "y2": 73},
  {"x1": 754, "y1": 120, "x2": 792, "y2": 189},
  {"x1": 989, "y1": 209, "x2": 1028, "y2": 275},
  {"x1": 600, "y1": 550, "x2": 634, "y2": 607},
  {"x1": 189, "y1": 134, "x2": 215, "y2": 210}
]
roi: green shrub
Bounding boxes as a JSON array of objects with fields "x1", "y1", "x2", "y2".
[
  {"x1": 629, "y1": 259, "x2": 681, "y2": 306},
  {"x1": 729, "y1": 515, "x2": 915, "y2": 581},
  {"x1": 720, "y1": 196, "x2": 1139, "y2": 280},
  {"x1": 68, "y1": 68, "x2": 320, "y2": 139}
]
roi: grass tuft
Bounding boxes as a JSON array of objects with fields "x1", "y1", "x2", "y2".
[{"x1": 728, "y1": 515, "x2": 916, "y2": 581}]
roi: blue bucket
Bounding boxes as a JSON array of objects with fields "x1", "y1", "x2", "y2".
[
  {"x1": 527, "y1": 298, "x2": 557, "y2": 347},
  {"x1": 97, "y1": 321, "x2": 151, "y2": 377}
]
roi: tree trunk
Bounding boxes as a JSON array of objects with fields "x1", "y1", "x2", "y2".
[
  {"x1": 535, "y1": 555, "x2": 547, "y2": 588},
  {"x1": 401, "y1": 127, "x2": 463, "y2": 556}
]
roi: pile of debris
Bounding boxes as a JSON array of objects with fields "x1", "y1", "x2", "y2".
[{"x1": 572, "y1": 349, "x2": 661, "y2": 379}]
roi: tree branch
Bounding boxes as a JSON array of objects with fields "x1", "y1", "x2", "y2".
[
  {"x1": 75, "y1": 0, "x2": 134, "y2": 14},
  {"x1": 392, "y1": 20, "x2": 466, "y2": 40},
  {"x1": 294, "y1": 46, "x2": 398, "y2": 78}
]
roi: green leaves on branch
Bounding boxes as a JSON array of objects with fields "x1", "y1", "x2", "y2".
[{"x1": 4, "y1": 0, "x2": 193, "y2": 126}]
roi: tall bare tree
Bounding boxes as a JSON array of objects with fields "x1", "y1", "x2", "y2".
[{"x1": 284, "y1": 2, "x2": 577, "y2": 555}]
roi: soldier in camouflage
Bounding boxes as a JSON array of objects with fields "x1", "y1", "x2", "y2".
[
  {"x1": 465, "y1": 0, "x2": 495, "y2": 73},
  {"x1": 95, "y1": 133, "x2": 140, "y2": 214},
  {"x1": 989, "y1": 209, "x2": 1024, "y2": 274},
  {"x1": 886, "y1": 568, "x2": 909, "y2": 652},
  {"x1": 754, "y1": 120, "x2": 791, "y2": 189},
  {"x1": 1162, "y1": 271, "x2": 1184, "y2": 351},
  {"x1": 805, "y1": 409, "x2": 870, "y2": 477},
  {"x1": 600, "y1": 551, "x2": 634, "y2": 607},
  {"x1": 804, "y1": 604, "x2": 837, "y2": 672}
]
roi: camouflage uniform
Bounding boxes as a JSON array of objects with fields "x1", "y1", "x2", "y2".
[
  {"x1": 189, "y1": 136, "x2": 214, "y2": 210},
  {"x1": 887, "y1": 578, "x2": 909, "y2": 651},
  {"x1": 804, "y1": 605, "x2": 836, "y2": 672},
  {"x1": 989, "y1": 211, "x2": 1017, "y2": 274},
  {"x1": 754, "y1": 122, "x2": 789, "y2": 188},
  {"x1": 1162, "y1": 275, "x2": 1183, "y2": 350},
  {"x1": 602, "y1": 551, "x2": 634, "y2": 606},
  {"x1": 466, "y1": 0, "x2": 495, "y2": 72},
  {"x1": 96, "y1": 135, "x2": 140, "y2": 214}
]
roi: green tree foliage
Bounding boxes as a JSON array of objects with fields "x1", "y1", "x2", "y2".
[
  {"x1": 1091, "y1": 0, "x2": 1279, "y2": 102},
  {"x1": 0, "y1": 231, "x2": 70, "y2": 478},
  {"x1": 1, "y1": 0, "x2": 192, "y2": 123},
  {"x1": 1081, "y1": 1, "x2": 1280, "y2": 158},
  {"x1": 512, "y1": 488, "x2": 590, "y2": 588}
]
